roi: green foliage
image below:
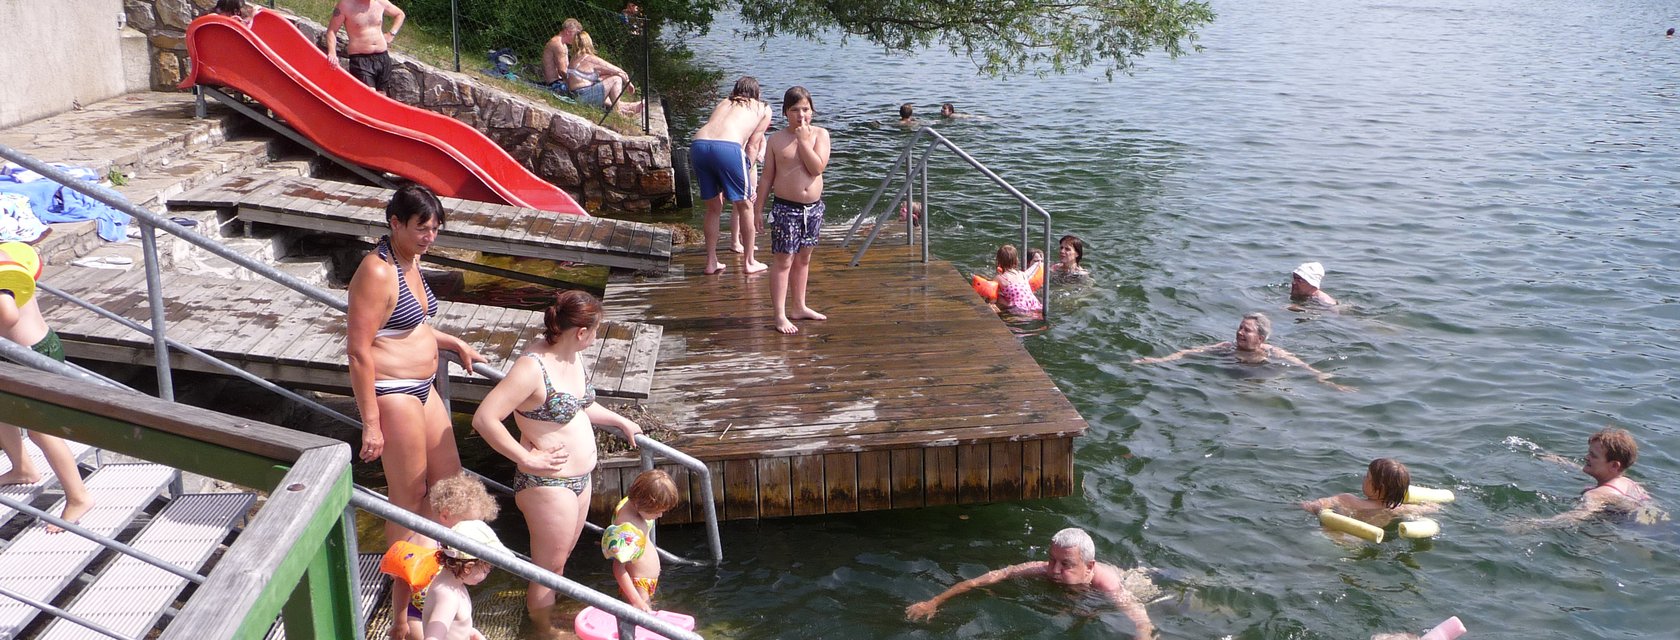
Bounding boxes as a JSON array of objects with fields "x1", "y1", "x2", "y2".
[{"x1": 734, "y1": 0, "x2": 1217, "y2": 79}]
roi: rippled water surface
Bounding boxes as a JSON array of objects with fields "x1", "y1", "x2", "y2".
[{"x1": 622, "y1": 1, "x2": 1680, "y2": 637}]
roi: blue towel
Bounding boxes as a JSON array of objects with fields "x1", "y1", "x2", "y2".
[{"x1": 0, "y1": 178, "x2": 132, "y2": 242}]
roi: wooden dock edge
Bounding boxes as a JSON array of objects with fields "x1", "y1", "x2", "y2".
[{"x1": 590, "y1": 435, "x2": 1076, "y2": 525}]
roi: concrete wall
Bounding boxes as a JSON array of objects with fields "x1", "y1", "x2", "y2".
[{"x1": 0, "y1": 0, "x2": 140, "y2": 128}]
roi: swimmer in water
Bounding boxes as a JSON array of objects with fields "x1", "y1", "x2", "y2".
[
  {"x1": 1532, "y1": 426, "x2": 1665, "y2": 526},
  {"x1": 1290, "y1": 262, "x2": 1338, "y2": 307},
  {"x1": 905, "y1": 527, "x2": 1156, "y2": 637},
  {"x1": 1133, "y1": 312, "x2": 1355, "y2": 391},
  {"x1": 1300, "y1": 458, "x2": 1440, "y2": 528}
]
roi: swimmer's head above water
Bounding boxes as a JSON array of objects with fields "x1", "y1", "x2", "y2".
[
  {"x1": 1235, "y1": 312, "x2": 1271, "y2": 351},
  {"x1": 1365, "y1": 458, "x2": 1411, "y2": 509}
]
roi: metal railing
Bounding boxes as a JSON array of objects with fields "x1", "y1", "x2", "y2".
[
  {"x1": 841, "y1": 126, "x2": 1057, "y2": 319},
  {"x1": 0, "y1": 144, "x2": 716, "y2": 635}
]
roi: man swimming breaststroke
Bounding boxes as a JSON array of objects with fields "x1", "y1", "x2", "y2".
[
  {"x1": 905, "y1": 528, "x2": 1156, "y2": 638},
  {"x1": 325, "y1": 0, "x2": 405, "y2": 93},
  {"x1": 1132, "y1": 312, "x2": 1355, "y2": 391}
]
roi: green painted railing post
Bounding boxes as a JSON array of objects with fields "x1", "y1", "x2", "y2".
[{"x1": 279, "y1": 513, "x2": 360, "y2": 640}]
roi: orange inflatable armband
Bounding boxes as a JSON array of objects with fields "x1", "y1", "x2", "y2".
[
  {"x1": 1028, "y1": 262, "x2": 1044, "y2": 291},
  {"x1": 971, "y1": 274, "x2": 999, "y2": 302},
  {"x1": 380, "y1": 540, "x2": 441, "y2": 592}
]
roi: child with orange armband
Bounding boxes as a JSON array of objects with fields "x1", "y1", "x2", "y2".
[{"x1": 383, "y1": 472, "x2": 499, "y2": 640}]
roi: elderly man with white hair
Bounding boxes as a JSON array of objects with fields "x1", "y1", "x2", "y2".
[
  {"x1": 1132, "y1": 312, "x2": 1355, "y2": 392},
  {"x1": 904, "y1": 527, "x2": 1155, "y2": 637}
]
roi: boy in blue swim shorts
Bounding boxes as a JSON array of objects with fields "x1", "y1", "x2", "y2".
[
  {"x1": 692, "y1": 77, "x2": 772, "y2": 275},
  {"x1": 754, "y1": 86, "x2": 831, "y2": 334}
]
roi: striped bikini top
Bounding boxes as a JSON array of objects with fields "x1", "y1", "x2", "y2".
[{"x1": 375, "y1": 236, "x2": 438, "y2": 338}]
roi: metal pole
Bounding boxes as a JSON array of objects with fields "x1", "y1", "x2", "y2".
[
  {"x1": 642, "y1": 20, "x2": 651, "y2": 134},
  {"x1": 920, "y1": 149, "x2": 930, "y2": 263},
  {"x1": 0, "y1": 494, "x2": 206, "y2": 585},
  {"x1": 841, "y1": 131, "x2": 921, "y2": 247},
  {"x1": 137, "y1": 221, "x2": 174, "y2": 401},
  {"x1": 0, "y1": 583, "x2": 132, "y2": 640},
  {"x1": 1019, "y1": 201, "x2": 1029, "y2": 268},
  {"x1": 904, "y1": 136, "x2": 915, "y2": 246},
  {"x1": 451, "y1": 0, "x2": 460, "y2": 72}
]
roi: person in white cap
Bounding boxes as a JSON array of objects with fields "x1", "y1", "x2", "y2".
[
  {"x1": 423, "y1": 520, "x2": 507, "y2": 640},
  {"x1": 1291, "y1": 262, "x2": 1338, "y2": 306}
]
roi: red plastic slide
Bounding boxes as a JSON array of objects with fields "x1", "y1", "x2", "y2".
[{"x1": 181, "y1": 12, "x2": 587, "y2": 216}]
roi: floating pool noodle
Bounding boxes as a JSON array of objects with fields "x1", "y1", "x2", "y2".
[
  {"x1": 1318, "y1": 509, "x2": 1383, "y2": 542},
  {"x1": 1397, "y1": 518, "x2": 1440, "y2": 539},
  {"x1": 1419, "y1": 615, "x2": 1466, "y2": 640},
  {"x1": 1404, "y1": 485, "x2": 1455, "y2": 504},
  {"x1": 574, "y1": 606, "x2": 695, "y2": 640}
]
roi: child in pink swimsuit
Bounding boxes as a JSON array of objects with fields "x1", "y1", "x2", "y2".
[{"x1": 993, "y1": 244, "x2": 1042, "y2": 315}]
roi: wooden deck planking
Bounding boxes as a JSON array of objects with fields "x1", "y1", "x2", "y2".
[
  {"x1": 595, "y1": 226, "x2": 1086, "y2": 521},
  {"x1": 170, "y1": 175, "x2": 673, "y2": 271}
]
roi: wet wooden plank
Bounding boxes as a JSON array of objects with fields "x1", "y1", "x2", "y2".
[
  {"x1": 1022, "y1": 438, "x2": 1044, "y2": 500},
  {"x1": 988, "y1": 440, "x2": 1024, "y2": 502},
  {"x1": 957, "y1": 443, "x2": 990, "y2": 504},
  {"x1": 587, "y1": 322, "x2": 634, "y2": 395},
  {"x1": 722, "y1": 459, "x2": 757, "y2": 520},
  {"x1": 1042, "y1": 437, "x2": 1075, "y2": 497},
  {"x1": 755, "y1": 457, "x2": 792, "y2": 518},
  {"x1": 889, "y1": 448, "x2": 924, "y2": 509},
  {"x1": 924, "y1": 446, "x2": 958, "y2": 506},
  {"x1": 856, "y1": 450, "x2": 891, "y2": 512},
  {"x1": 790, "y1": 455, "x2": 824, "y2": 516},
  {"x1": 592, "y1": 464, "x2": 625, "y2": 523},
  {"x1": 823, "y1": 453, "x2": 857, "y2": 513},
  {"x1": 617, "y1": 323, "x2": 661, "y2": 399}
]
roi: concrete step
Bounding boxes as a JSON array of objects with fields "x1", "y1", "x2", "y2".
[{"x1": 0, "y1": 93, "x2": 243, "y2": 182}]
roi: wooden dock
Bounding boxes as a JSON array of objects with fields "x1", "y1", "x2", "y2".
[
  {"x1": 170, "y1": 175, "x2": 674, "y2": 272},
  {"x1": 39, "y1": 266, "x2": 661, "y2": 401},
  {"x1": 590, "y1": 231, "x2": 1087, "y2": 523}
]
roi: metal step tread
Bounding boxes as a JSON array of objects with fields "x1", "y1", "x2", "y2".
[
  {"x1": 0, "y1": 463, "x2": 177, "y2": 636},
  {"x1": 264, "y1": 552, "x2": 389, "y2": 640},
  {"x1": 37, "y1": 492, "x2": 257, "y2": 640},
  {"x1": 0, "y1": 439, "x2": 97, "y2": 530}
]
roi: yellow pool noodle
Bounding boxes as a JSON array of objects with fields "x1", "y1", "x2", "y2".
[
  {"x1": 1318, "y1": 509, "x2": 1384, "y2": 543},
  {"x1": 1398, "y1": 518, "x2": 1440, "y2": 539},
  {"x1": 1404, "y1": 485, "x2": 1455, "y2": 504}
]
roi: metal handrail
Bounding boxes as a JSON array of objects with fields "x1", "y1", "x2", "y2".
[
  {"x1": 0, "y1": 143, "x2": 722, "y2": 624},
  {"x1": 840, "y1": 126, "x2": 1056, "y2": 319},
  {"x1": 0, "y1": 142, "x2": 723, "y2": 559}
]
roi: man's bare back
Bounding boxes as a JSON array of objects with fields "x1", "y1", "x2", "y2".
[
  {"x1": 327, "y1": 0, "x2": 403, "y2": 57},
  {"x1": 694, "y1": 99, "x2": 770, "y2": 147}
]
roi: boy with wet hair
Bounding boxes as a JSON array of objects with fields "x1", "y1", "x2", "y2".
[
  {"x1": 755, "y1": 86, "x2": 831, "y2": 334},
  {"x1": 1537, "y1": 426, "x2": 1662, "y2": 524},
  {"x1": 898, "y1": 102, "x2": 915, "y2": 124}
]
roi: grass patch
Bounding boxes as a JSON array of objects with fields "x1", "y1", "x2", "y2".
[{"x1": 272, "y1": 0, "x2": 644, "y2": 134}]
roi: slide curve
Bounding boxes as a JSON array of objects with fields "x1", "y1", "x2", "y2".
[{"x1": 181, "y1": 12, "x2": 587, "y2": 216}]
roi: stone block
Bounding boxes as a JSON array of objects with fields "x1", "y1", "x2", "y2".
[
  {"x1": 149, "y1": 31, "x2": 186, "y2": 51},
  {"x1": 626, "y1": 150, "x2": 650, "y2": 167},
  {"x1": 523, "y1": 106, "x2": 550, "y2": 130},
  {"x1": 538, "y1": 150, "x2": 580, "y2": 186},
  {"x1": 388, "y1": 67, "x2": 421, "y2": 104},
  {"x1": 548, "y1": 114, "x2": 593, "y2": 149},
  {"x1": 421, "y1": 72, "x2": 459, "y2": 106},
  {"x1": 595, "y1": 144, "x2": 615, "y2": 167},
  {"x1": 487, "y1": 98, "x2": 525, "y2": 130},
  {"x1": 155, "y1": 50, "x2": 183, "y2": 90},
  {"x1": 125, "y1": 0, "x2": 158, "y2": 31},
  {"x1": 638, "y1": 169, "x2": 675, "y2": 194},
  {"x1": 157, "y1": 0, "x2": 195, "y2": 30}
]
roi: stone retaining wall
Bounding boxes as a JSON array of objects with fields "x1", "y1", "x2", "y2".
[{"x1": 123, "y1": 1, "x2": 676, "y2": 212}]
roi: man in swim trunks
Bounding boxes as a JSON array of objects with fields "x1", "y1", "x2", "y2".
[
  {"x1": 326, "y1": 0, "x2": 405, "y2": 93},
  {"x1": 692, "y1": 77, "x2": 772, "y2": 276},
  {"x1": 754, "y1": 86, "x2": 830, "y2": 334},
  {"x1": 905, "y1": 527, "x2": 1156, "y2": 637}
]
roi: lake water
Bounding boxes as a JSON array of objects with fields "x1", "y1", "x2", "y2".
[{"x1": 602, "y1": 1, "x2": 1680, "y2": 638}]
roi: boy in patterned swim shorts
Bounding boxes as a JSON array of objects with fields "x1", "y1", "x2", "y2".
[{"x1": 754, "y1": 86, "x2": 832, "y2": 334}]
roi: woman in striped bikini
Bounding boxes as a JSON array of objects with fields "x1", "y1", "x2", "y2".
[
  {"x1": 471, "y1": 290, "x2": 642, "y2": 638},
  {"x1": 347, "y1": 185, "x2": 487, "y2": 550}
]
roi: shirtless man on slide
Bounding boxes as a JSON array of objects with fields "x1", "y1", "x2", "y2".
[{"x1": 326, "y1": 0, "x2": 406, "y2": 93}]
